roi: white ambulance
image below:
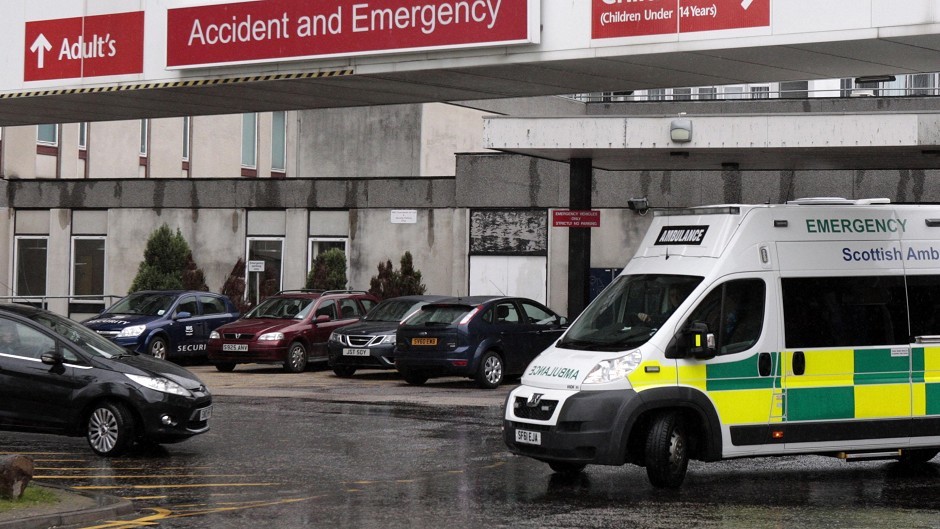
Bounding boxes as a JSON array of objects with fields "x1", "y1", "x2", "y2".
[{"x1": 504, "y1": 198, "x2": 940, "y2": 488}]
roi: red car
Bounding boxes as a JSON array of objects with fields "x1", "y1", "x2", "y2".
[{"x1": 207, "y1": 290, "x2": 378, "y2": 373}]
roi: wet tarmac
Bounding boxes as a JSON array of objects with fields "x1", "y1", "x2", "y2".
[{"x1": 1, "y1": 366, "x2": 938, "y2": 529}]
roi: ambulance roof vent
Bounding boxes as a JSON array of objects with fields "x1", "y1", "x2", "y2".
[{"x1": 787, "y1": 197, "x2": 891, "y2": 206}]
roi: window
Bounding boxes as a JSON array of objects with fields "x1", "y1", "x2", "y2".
[
  {"x1": 15, "y1": 237, "x2": 48, "y2": 297},
  {"x1": 200, "y1": 295, "x2": 227, "y2": 315},
  {"x1": 647, "y1": 88, "x2": 667, "y2": 101},
  {"x1": 840, "y1": 78, "x2": 854, "y2": 98},
  {"x1": 520, "y1": 301, "x2": 558, "y2": 325},
  {"x1": 723, "y1": 86, "x2": 745, "y2": 100},
  {"x1": 246, "y1": 238, "x2": 283, "y2": 304},
  {"x1": 139, "y1": 119, "x2": 149, "y2": 156},
  {"x1": 779, "y1": 80, "x2": 809, "y2": 99},
  {"x1": 242, "y1": 113, "x2": 258, "y2": 169},
  {"x1": 0, "y1": 317, "x2": 56, "y2": 360},
  {"x1": 272, "y1": 111, "x2": 286, "y2": 173},
  {"x1": 308, "y1": 237, "x2": 348, "y2": 276},
  {"x1": 489, "y1": 302, "x2": 521, "y2": 324},
  {"x1": 37, "y1": 124, "x2": 58, "y2": 145},
  {"x1": 697, "y1": 87, "x2": 717, "y2": 100},
  {"x1": 315, "y1": 299, "x2": 337, "y2": 320},
  {"x1": 337, "y1": 298, "x2": 362, "y2": 320},
  {"x1": 901, "y1": 275, "x2": 940, "y2": 338},
  {"x1": 672, "y1": 88, "x2": 692, "y2": 101},
  {"x1": 683, "y1": 279, "x2": 765, "y2": 355},
  {"x1": 71, "y1": 237, "x2": 105, "y2": 301},
  {"x1": 176, "y1": 295, "x2": 199, "y2": 317},
  {"x1": 182, "y1": 116, "x2": 191, "y2": 162},
  {"x1": 78, "y1": 122, "x2": 87, "y2": 150},
  {"x1": 782, "y1": 276, "x2": 908, "y2": 348},
  {"x1": 909, "y1": 73, "x2": 936, "y2": 96},
  {"x1": 750, "y1": 86, "x2": 771, "y2": 99}
]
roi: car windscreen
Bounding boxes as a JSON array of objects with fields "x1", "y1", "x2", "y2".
[
  {"x1": 245, "y1": 297, "x2": 314, "y2": 319},
  {"x1": 364, "y1": 299, "x2": 430, "y2": 323},
  {"x1": 107, "y1": 292, "x2": 177, "y2": 317},
  {"x1": 558, "y1": 274, "x2": 703, "y2": 352},
  {"x1": 30, "y1": 311, "x2": 131, "y2": 359},
  {"x1": 401, "y1": 304, "x2": 474, "y2": 327}
]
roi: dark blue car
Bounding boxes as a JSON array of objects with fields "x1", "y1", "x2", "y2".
[
  {"x1": 83, "y1": 291, "x2": 240, "y2": 361},
  {"x1": 394, "y1": 296, "x2": 568, "y2": 389}
]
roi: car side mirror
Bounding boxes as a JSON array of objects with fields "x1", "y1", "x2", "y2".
[
  {"x1": 174, "y1": 311, "x2": 192, "y2": 320},
  {"x1": 668, "y1": 321, "x2": 716, "y2": 360},
  {"x1": 41, "y1": 351, "x2": 64, "y2": 365},
  {"x1": 314, "y1": 314, "x2": 331, "y2": 324},
  {"x1": 558, "y1": 316, "x2": 568, "y2": 326}
]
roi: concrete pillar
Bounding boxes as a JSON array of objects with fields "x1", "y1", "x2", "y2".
[{"x1": 567, "y1": 158, "x2": 592, "y2": 319}]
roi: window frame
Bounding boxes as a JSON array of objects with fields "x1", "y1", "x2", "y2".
[
  {"x1": 69, "y1": 236, "x2": 107, "y2": 301},
  {"x1": 14, "y1": 236, "x2": 49, "y2": 298},
  {"x1": 245, "y1": 237, "x2": 285, "y2": 303}
]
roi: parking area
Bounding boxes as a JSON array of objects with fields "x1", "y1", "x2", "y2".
[{"x1": 188, "y1": 364, "x2": 514, "y2": 408}]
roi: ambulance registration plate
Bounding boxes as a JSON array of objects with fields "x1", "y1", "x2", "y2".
[{"x1": 515, "y1": 428, "x2": 541, "y2": 445}]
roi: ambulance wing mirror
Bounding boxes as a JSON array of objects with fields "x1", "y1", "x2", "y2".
[{"x1": 669, "y1": 321, "x2": 716, "y2": 360}]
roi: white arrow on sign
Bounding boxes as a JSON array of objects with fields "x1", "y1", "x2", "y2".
[
  {"x1": 30, "y1": 34, "x2": 52, "y2": 69},
  {"x1": 741, "y1": 0, "x2": 754, "y2": 9}
]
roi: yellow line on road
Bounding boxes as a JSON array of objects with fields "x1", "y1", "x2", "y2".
[{"x1": 74, "y1": 482, "x2": 278, "y2": 490}]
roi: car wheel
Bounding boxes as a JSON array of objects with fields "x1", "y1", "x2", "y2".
[
  {"x1": 645, "y1": 412, "x2": 689, "y2": 489},
  {"x1": 214, "y1": 362, "x2": 236, "y2": 372},
  {"x1": 475, "y1": 350, "x2": 504, "y2": 389},
  {"x1": 898, "y1": 449, "x2": 939, "y2": 465},
  {"x1": 401, "y1": 369, "x2": 429, "y2": 386},
  {"x1": 86, "y1": 402, "x2": 135, "y2": 457},
  {"x1": 284, "y1": 342, "x2": 308, "y2": 373},
  {"x1": 548, "y1": 461, "x2": 587, "y2": 475},
  {"x1": 148, "y1": 337, "x2": 168, "y2": 360},
  {"x1": 333, "y1": 366, "x2": 356, "y2": 378}
]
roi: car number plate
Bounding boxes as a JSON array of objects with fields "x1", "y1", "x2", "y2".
[
  {"x1": 222, "y1": 343, "x2": 248, "y2": 352},
  {"x1": 198, "y1": 406, "x2": 212, "y2": 421},
  {"x1": 343, "y1": 348, "x2": 370, "y2": 356},
  {"x1": 515, "y1": 429, "x2": 541, "y2": 445},
  {"x1": 411, "y1": 337, "x2": 438, "y2": 346}
]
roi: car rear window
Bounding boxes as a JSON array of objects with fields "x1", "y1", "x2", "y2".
[
  {"x1": 402, "y1": 305, "x2": 474, "y2": 326},
  {"x1": 365, "y1": 299, "x2": 429, "y2": 322}
]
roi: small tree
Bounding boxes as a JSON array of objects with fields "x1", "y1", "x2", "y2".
[
  {"x1": 369, "y1": 251, "x2": 426, "y2": 299},
  {"x1": 220, "y1": 258, "x2": 251, "y2": 314},
  {"x1": 130, "y1": 225, "x2": 207, "y2": 292},
  {"x1": 305, "y1": 249, "x2": 348, "y2": 290}
]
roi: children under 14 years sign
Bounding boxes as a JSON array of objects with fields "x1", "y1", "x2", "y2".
[{"x1": 167, "y1": 0, "x2": 537, "y2": 68}]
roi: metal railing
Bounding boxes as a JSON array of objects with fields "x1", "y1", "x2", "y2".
[{"x1": 0, "y1": 295, "x2": 122, "y2": 315}]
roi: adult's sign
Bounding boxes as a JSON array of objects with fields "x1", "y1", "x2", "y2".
[
  {"x1": 167, "y1": 0, "x2": 536, "y2": 69},
  {"x1": 24, "y1": 11, "x2": 144, "y2": 82},
  {"x1": 593, "y1": 0, "x2": 770, "y2": 40}
]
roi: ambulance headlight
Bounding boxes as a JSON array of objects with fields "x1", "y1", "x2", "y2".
[{"x1": 583, "y1": 351, "x2": 643, "y2": 384}]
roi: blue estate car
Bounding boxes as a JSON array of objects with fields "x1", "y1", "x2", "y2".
[
  {"x1": 84, "y1": 291, "x2": 240, "y2": 361},
  {"x1": 394, "y1": 296, "x2": 568, "y2": 389}
]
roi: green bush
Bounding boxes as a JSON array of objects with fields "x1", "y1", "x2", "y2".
[
  {"x1": 306, "y1": 249, "x2": 347, "y2": 290},
  {"x1": 130, "y1": 225, "x2": 208, "y2": 292},
  {"x1": 369, "y1": 251, "x2": 426, "y2": 299}
]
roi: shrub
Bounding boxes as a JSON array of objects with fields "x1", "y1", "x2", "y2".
[
  {"x1": 369, "y1": 251, "x2": 426, "y2": 299},
  {"x1": 306, "y1": 249, "x2": 348, "y2": 290},
  {"x1": 130, "y1": 225, "x2": 207, "y2": 292}
]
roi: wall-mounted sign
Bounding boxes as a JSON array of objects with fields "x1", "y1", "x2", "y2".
[
  {"x1": 167, "y1": 0, "x2": 538, "y2": 69},
  {"x1": 391, "y1": 210, "x2": 418, "y2": 224},
  {"x1": 592, "y1": 0, "x2": 770, "y2": 40},
  {"x1": 552, "y1": 210, "x2": 601, "y2": 228},
  {"x1": 24, "y1": 11, "x2": 144, "y2": 82}
]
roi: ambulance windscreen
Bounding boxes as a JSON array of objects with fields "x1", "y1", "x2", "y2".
[{"x1": 558, "y1": 274, "x2": 703, "y2": 352}]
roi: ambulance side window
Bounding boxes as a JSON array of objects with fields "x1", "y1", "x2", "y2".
[
  {"x1": 782, "y1": 276, "x2": 908, "y2": 348},
  {"x1": 684, "y1": 279, "x2": 765, "y2": 355},
  {"x1": 907, "y1": 275, "x2": 940, "y2": 337}
]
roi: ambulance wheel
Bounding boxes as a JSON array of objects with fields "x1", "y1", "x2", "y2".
[
  {"x1": 148, "y1": 337, "x2": 168, "y2": 360},
  {"x1": 645, "y1": 412, "x2": 689, "y2": 489},
  {"x1": 548, "y1": 461, "x2": 586, "y2": 475},
  {"x1": 898, "y1": 449, "x2": 939, "y2": 465}
]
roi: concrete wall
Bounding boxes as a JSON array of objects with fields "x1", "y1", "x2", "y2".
[
  {"x1": 420, "y1": 103, "x2": 491, "y2": 176},
  {"x1": 89, "y1": 120, "x2": 141, "y2": 179},
  {"x1": 2, "y1": 126, "x2": 39, "y2": 179},
  {"x1": 190, "y1": 114, "x2": 243, "y2": 178}
]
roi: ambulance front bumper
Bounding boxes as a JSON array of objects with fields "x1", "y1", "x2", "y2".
[{"x1": 503, "y1": 387, "x2": 639, "y2": 466}]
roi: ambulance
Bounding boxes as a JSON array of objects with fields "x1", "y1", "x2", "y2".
[{"x1": 504, "y1": 198, "x2": 940, "y2": 488}]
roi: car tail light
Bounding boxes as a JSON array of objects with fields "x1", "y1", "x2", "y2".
[
  {"x1": 451, "y1": 360, "x2": 468, "y2": 367},
  {"x1": 459, "y1": 306, "x2": 482, "y2": 325}
]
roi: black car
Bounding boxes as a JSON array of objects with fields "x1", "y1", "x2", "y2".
[
  {"x1": 0, "y1": 304, "x2": 212, "y2": 456},
  {"x1": 327, "y1": 295, "x2": 450, "y2": 377},
  {"x1": 394, "y1": 296, "x2": 568, "y2": 389}
]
